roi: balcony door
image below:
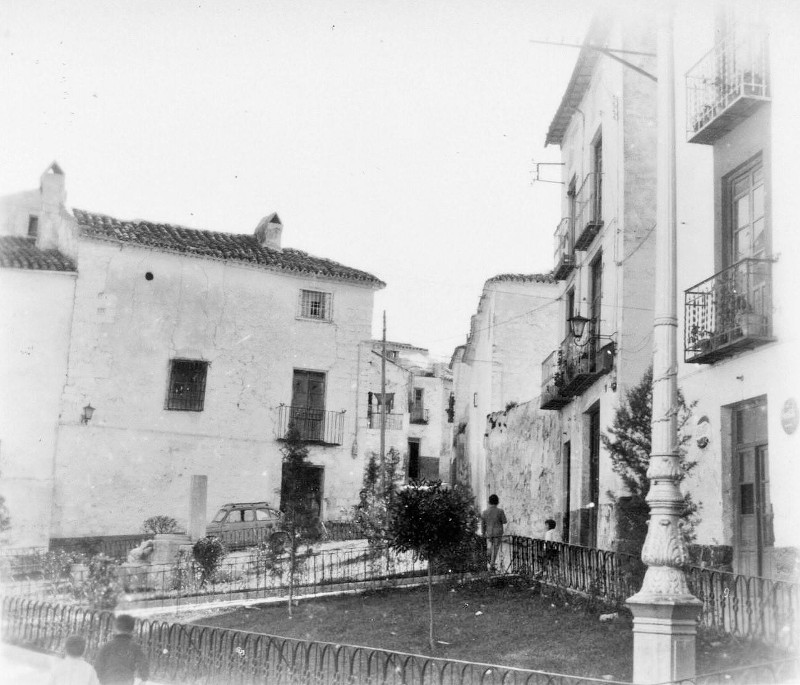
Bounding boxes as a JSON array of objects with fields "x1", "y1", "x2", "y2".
[
  {"x1": 726, "y1": 157, "x2": 766, "y2": 266},
  {"x1": 734, "y1": 399, "x2": 773, "y2": 577},
  {"x1": 291, "y1": 370, "x2": 326, "y2": 441}
]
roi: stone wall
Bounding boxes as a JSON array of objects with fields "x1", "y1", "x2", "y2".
[{"x1": 483, "y1": 400, "x2": 561, "y2": 539}]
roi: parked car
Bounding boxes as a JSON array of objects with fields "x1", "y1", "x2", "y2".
[{"x1": 206, "y1": 502, "x2": 290, "y2": 552}]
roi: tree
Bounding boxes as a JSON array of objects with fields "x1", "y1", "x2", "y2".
[
  {"x1": 354, "y1": 447, "x2": 401, "y2": 550},
  {"x1": 279, "y1": 423, "x2": 319, "y2": 616},
  {"x1": 601, "y1": 365, "x2": 700, "y2": 556},
  {"x1": 387, "y1": 482, "x2": 477, "y2": 651}
]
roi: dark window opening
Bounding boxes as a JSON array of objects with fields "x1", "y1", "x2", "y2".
[
  {"x1": 408, "y1": 439, "x2": 420, "y2": 480},
  {"x1": 166, "y1": 360, "x2": 208, "y2": 411},
  {"x1": 28, "y1": 215, "x2": 39, "y2": 238}
]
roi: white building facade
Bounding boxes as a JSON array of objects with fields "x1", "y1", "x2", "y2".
[
  {"x1": 0, "y1": 166, "x2": 384, "y2": 546},
  {"x1": 674, "y1": 3, "x2": 800, "y2": 578}
]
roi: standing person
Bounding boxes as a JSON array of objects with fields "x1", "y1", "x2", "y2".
[
  {"x1": 94, "y1": 615, "x2": 149, "y2": 685},
  {"x1": 480, "y1": 494, "x2": 507, "y2": 572},
  {"x1": 543, "y1": 518, "x2": 561, "y2": 578},
  {"x1": 49, "y1": 635, "x2": 100, "y2": 685}
]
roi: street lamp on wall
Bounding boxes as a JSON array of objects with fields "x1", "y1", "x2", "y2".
[
  {"x1": 568, "y1": 314, "x2": 592, "y2": 340},
  {"x1": 81, "y1": 404, "x2": 95, "y2": 425}
]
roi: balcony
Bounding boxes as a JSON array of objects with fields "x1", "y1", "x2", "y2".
[
  {"x1": 553, "y1": 217, "x2": 575, "y2": 280},
  {"x1": 540, "y1": 349, "x2": 571, "y2": 409},
  {"x1": 540, "y1": 331, "x2": 615, "y2": 409},
  {"x1": 276, "y1": 405, "x2": 345, "y2": 446},
  {"x1": 684, "y1": 258, "x2": 774, "y2": 364},
  {"x1": 409, "y1": 406, "x2": 429, "y2": 424},
  {"x1": 574, "y1": 172, "x2": 603, "y2": 251},
  {"x1": 367, "y1": 412, "x2": 404, "y2": 430},
  {"x1": 686, "y1": 29, "x2": 770, "y2": 145}
]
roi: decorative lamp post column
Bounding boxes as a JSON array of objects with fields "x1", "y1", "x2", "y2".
[{"x1": 626, "y1": 4, "x2": 702, "y2": 683}]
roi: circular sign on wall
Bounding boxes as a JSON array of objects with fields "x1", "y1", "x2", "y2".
[
  {"x1": 696, "y1": 415, "x2": 711, "y2": 449},
  {"x1": 781, "y1": 398, "x2": 799, "y2": 435}
]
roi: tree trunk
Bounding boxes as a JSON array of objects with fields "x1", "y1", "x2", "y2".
[{"x1": 427, "y1": 562, "x2": 435, "y2": 652}]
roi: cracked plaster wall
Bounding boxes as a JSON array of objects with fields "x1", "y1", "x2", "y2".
[
  {"x1": 483, "y1": 401, "x2": 562, "y2": 540},
  {"x1": 52, "y1": 240, "x2": 375, "y2": 536}
]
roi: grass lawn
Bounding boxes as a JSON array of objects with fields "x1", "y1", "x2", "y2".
[{"x1": 188, "y1": 579, "x2": 787, "y2": 681}]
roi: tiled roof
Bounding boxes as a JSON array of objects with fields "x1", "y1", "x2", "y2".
[
  {"x1": 485, "y1": 273, "x2": 555, "y2": 285},
  {"x1": 73, "y1": 209, "x2": 385, "y2": 287},
  {"x1": 0, "y1": 236, "x2": 76, "y2": 272}
]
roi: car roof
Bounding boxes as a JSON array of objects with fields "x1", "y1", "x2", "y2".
[{"x1": 217, "y1": 502, "x2": 278, "y2": 510}]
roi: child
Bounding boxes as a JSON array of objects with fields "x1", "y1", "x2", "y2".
[
  {"x1": 50, "y1": 635, "x2": 100, "y2": 685},
  {"x1": 94, "y1": 614, "x2": 149, "y2": 685}
]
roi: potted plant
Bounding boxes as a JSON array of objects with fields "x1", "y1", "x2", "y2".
[{"x1": 734, "y1": 303, "x2": 763, "y2": 338}]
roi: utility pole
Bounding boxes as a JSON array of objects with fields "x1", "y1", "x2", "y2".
[
  {"x1": 626, "y1": 4, "x2": 701, "y2": 682},
  {"x1": 380, "y1": 311, "x2": 387, "y2": 495}
]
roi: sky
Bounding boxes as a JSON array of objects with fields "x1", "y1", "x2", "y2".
[{"x1": 0, "y1": 0, "x2": 594, "y2": 359}]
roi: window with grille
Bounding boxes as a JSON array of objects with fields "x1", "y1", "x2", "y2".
[
  {"x1": 166, "y1": 359, "x2": 208, "y2": 411},
  {"x1": 298, "y1": 290, "x2": 332, "y2": 321}
]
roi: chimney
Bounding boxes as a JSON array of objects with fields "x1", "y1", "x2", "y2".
[
  {"x1": 38, "y1": 162, "x2": 66, "y2": 250},
  {"x1": 254, "y1": 212, "x2": 283, "y2": 250}
]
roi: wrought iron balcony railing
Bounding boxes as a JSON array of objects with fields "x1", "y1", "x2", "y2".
[
  {"x1": 574, "y1": 172, "x2": 603, "y2": 250},
  {"x1": 553, "y1": 217, "x2": 575, "y2": 280},
  {"x1": 540, "y1": 349, "x2": 571, "y2": 409},
  {"x1": 409, "y1": 406, "x2": 429, "y2": 424},
  {"x1": 686, "y1": 28, "x2": 770, "y2": 145},
  {"x1": 276, "y1": 405, "x2": 345, "y2": 445},
  {"x1": 367, "y1": 412, "x2": 404, "y2": 430},
  {"x1": 540, "y1": 328, "x2": 615, "y2": 409},
  {"x1": 684, "y1": 258, "x2": 774, "y2": 364}
]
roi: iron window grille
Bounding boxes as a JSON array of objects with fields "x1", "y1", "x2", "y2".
[
  {"x1": 27, "y1": 215, "x2": 39, "y2": 238},
  {"x1": 298, "y1": 290, "x2": 332, "y2": 321},
  {"x1": 166, "y1": 359, "x2": 208, "y2": 411}
]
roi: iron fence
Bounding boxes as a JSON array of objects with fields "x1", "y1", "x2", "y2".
[
  {"x1": 667, "y1": 658, "x2": 799, "y2": 685},
  {"x1": 574, "y1": 172, "x2": 603, "y2": 250},
  {"x1": 323, "y1": 520, "x2": 363, "y2": 541},
  {"x1": 1, "y1": 595, "x2": 632, "y2": 685},
  {"x1": 684, "y1": 258, "x2": 773, "y2": 363},
  {"x1": 553, "y1": 216, "x2": 575, "y2": 280},
  {"x1": 368, "y1": 412, "x2": 404, "y2": 430},
  {"x1": 50, "y1": 535, "x2": 150, "y2": 560},
  {"x1": 1, "y1": 544, "x2": 429, "y2": 609},
  {"x1": 276, "y1": 405, "x2": 345, "y2": 445},
  {"x1": 409, "y1": 406, "x2": 429, "y2": 424},
  {"x1": 685, "y1": 26, "x2": 770, "y2": 144},
  {"x1": 505, "y1": 537, "x2": 800, "y2": 651}
]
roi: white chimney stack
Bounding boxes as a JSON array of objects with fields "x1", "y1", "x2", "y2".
[{"x1": 254, "y1": 212, "x2": 283, "y2": 250}]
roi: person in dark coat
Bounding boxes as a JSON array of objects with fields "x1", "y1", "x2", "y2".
[{"x1": 94, "y1": 614, "x2": 149, "y2": 685}]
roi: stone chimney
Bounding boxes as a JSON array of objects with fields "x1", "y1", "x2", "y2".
[
  {"x1": 254, "y1": 212, "x2": 283, "y2": 250},
  {"x1": 38, "y1": 162, "x2": 66, "y2": 250}
]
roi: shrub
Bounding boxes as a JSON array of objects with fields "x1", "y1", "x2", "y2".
[
  {"x1": 77, "y1": 554, "x2": 120, "y2": 610},
  {"x1": 192, "y1": 537, "x2": 226, "y2": 586},
  {"x1": 142, "y1": 515, "x2": 179, "y2": 535}
]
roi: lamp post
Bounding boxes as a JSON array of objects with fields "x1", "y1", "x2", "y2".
[{"x1": 626, "y1": 4, "x2": 701, "y2": 683}]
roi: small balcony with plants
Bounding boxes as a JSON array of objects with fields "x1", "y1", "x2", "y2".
[
  {"x1": 276, "y1": 405, "x2": 345, "y2": 446},
  {"x1": 540, "y1": 349, "x2": 571, "y2": 410},
  {"x1": 686, "y1": 27, "x2": 770, "y2": 145},
  {"x1": 573, "y1": 172, "x2": 603, "y2": 251},
  {"x1": 684, "y1": 258, "x2": 774, "y2": 364},
  {"x1": 367, "y1": 412, "x2": 404, "y2": 430},
  {"x1": 540, "y1": 328, "x2": 615, "y2": 410},
  {"x1": 553, "y1": 217, "x2": 575, "y2": 281}
]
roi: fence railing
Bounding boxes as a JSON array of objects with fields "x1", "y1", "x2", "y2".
[
  {"x1": 505, "y1": 536, "x2": 800, "y2": 651},
  {"x1": 553, "y1": 216, "x2": 575, "y2": 280},
  {"x1": 574, "y1": 172, "x2": 603, "y2": 250},
  {"x1": 667, "y1": 658, "x2": 799, "y2": 685},
  {"x1": 409, "y1": 406, "x2": 429, "y2": 424},
  {"x1": 684, "y1": 257, "x2": 773, "y2": 363},
  {"x1": 50, "y1": 535, "x2": 150, "y2": 560},
  {"x1": 276, "y1": 405, "x2": 345, "y2": 445},
  {"x1": 367, "y1": 412, "x2": 404, "y2": 430},
  {"x1": 686, "y1": 26, "x2": 770, "y2": 144},
  {"x1": 1, "y1": 544, "x2": 430, "y2": 609},
  {"x1": 0, "y1": 595, "x2": 632, "y2": 685}
]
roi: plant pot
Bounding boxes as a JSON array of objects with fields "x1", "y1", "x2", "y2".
[{"x1": 736, "y1": 312, "x2": 763, "y2": 337}]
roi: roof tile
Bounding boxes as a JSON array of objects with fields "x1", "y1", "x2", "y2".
[
  {"x1": 73, "y1": 209, "x2": 385, "y2": 287},
  {"x1": 0, "y1": 236, "x2": 76, "y2": 272}
]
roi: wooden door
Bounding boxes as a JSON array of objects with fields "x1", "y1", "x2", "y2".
[
  {"x1": 735, "y1": 401, "x2": 772, "y2": 576},
  {"x1": 291, "y1": 370, "x2": 326, "y2": 441}
]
